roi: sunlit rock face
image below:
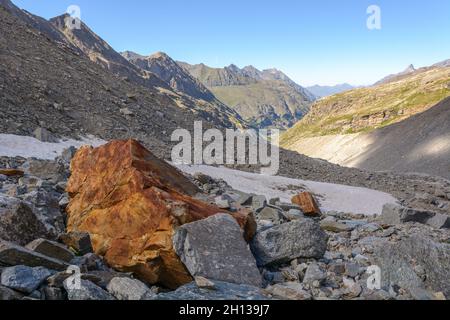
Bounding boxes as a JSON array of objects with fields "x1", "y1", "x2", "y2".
[{"x1": 66, "y1": 139, "x2": 255, "y2": 288}]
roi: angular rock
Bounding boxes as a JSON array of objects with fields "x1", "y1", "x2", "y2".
[
  {"x1": 173, "y1": 213, "x2": 262, "y2": 287},
  {"x1": 106, "y1": 277, "x2": 154, "y2": 300},
  {"x1": 33, "y1": 127, "x2": 58, "y2": 143},
  {"x1": 20, "y1": 190, "x2": 65, "y2": 237},
  {"x1": 303, "y1": 263, "x2": 326, "y2": 284},
  {"x1": 0, "y1": 240, "x2": 69, "y2": 271},
  {"x1": 26, "y1": 239, "x2": 74, "y2": 263},
  {"x1": 0, "y1": 285, "x2": 23, "y2": 300},
  {"x1": 42, "y1": 286, "x2": 65, "y2": 300},
  {"x1": 257, "y1": 207, "x2": 284, "y2": 224},
  {"x1": 1, "y1": 265, "x2": 54, "y2": 294},
  {"x1": 20, "y1": 159, "x2": 67, "y2": 183},
  {"x1": 66, "y1": 140, "x2": 254, "y2": 288},
  {"x1": 194, "y1": 276, "x2": 216, "y2": 290},
  {"x1": 153, "y1": 280, "x2": 268, "y2": 300},
  {"x1": 251, "y1": 219, "x2": 328, "y2": 267},
  {"x1": 0, "y1": 196, "x2": 52, "y2": 245},
  {"x1": 63, "y1": 279, "x2": 115, "y2": 300},
  {"x1": 266, "y1": 282, "x2": 312, "y2": 300},
  {"x1": 58, "y1": 231, "x2": 93, "y2": 255},
  {"x1": 380, "y1": 204, "x2": 434, "y2": 225},
  {"x1": 251, "y1": 195, "x2": 267, "y2": 211},
  {"x1": 374, "y1": 235, "x2": 450, "y2": 297},
  {"x1": 291, "y1": 192, "x2": 321, "y2": 216},
  {"x1": 426, "y1": 213, "x2": 450, "y2": 229}
]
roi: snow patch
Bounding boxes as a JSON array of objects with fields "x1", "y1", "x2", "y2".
[
  {"x1": 176, "y1": 164, "x2": 398, "y2": 216},
  {"x1": 0, "y1": 134, "x2": 106, "y2": 160}
]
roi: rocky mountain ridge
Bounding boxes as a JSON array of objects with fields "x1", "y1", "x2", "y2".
[{"x1": 178, "y1": 62, "x2": 314, "y2": 129}]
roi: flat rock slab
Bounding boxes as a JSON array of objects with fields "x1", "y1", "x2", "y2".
[
  {"x1": 0, "y1": 240, "x2": 69, "y2": 271},
  {"x1": 153, "y1": 280, "x2": 269, "y2": 300},
  {"x1": 250, "y1": 219, "x2": 328, "y2": 267},
  {"x1": 1, "y1": 265, "x2": 55, "y2": 294},
  {"x1": 173, "y1": 213, "x2": 262, "y2": 287},
  {"x1": 26, "y1": 238, "x2": 75, "y2": 263}
]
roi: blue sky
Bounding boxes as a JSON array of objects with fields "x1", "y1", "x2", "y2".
[{"x1": 12, "y1": 0, "x2": 450, "y2": 86}]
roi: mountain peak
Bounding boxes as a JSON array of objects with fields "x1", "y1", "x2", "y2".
[
  {"x1": 404, "y1": 64, "x2": 416, "y2": 73},
  {"x1": 150, "y1": 51, "x2": 171, "y2": 60}
]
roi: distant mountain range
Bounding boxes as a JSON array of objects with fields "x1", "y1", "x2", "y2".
[
  {"x1": 306, "y1": 84, "x2": 356, "y2": 99},
  {"x1": 177, "y1": 62, "x2": 314, "y2": 129}
]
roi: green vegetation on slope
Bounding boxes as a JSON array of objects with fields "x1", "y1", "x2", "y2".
[{"x1": 281, "y1": 66, "x2": 450, "y2": 146}]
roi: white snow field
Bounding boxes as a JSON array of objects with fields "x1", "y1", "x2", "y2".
[
  {"x1": 0, "y1": 134, "x2": 398, "y2": 216},
  {"x1": 176, "y1": 164, "x2": 398, "y2": 216},
  {"x1": 0, "y1": 134, "x2": 106, "y2": 159}
]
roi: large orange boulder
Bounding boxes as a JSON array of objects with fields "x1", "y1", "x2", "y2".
[{"x1": 66, "y1": 139, "x2": 255, "y2": 288}]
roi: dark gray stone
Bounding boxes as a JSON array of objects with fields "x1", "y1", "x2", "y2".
[
  {"x1": 0, "y1": 195, "x2": 52, "y2": 245},
  {"x1": 26, "y1": 238, "x2": 74, "y2": 263},
  {"x1": 250, "y1": 219, "x2": 328, "y2": 267},
  {"x1": 0, "y1": 240, "x2": 69, "y2": 270},
  {"x1": 303, "y1": 263, "x2": 326, "y2": 284},
  {"x1": 0, "y1": 285, "x2": 23, "y2": 300},
  {"x1": 58, "y1": 231, "x2": 93, "y2": 255},
  {"x1": 153, "y1": 280, "x2": 269, "y2": 300},
  {"x1": 1, "y1": 265, "x2": 54, "y2": 294},
  {"x1": 173, "y1": 213, "x2": 262, "y2": 287}
]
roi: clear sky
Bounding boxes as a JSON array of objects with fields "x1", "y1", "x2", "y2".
[{"x1": 12, "y1": 0, "x2": 450, "y2": 86}]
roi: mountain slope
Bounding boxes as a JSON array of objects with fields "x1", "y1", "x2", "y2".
[
  {"x1": 0, "y1": 2, "x2": 218, "y2": 158},
  {"x1": 122, "y1": 51, "x2": 215, "y2": 101},
  {"x1": 282, "y1": 64, "x2": 450, "y2": 140},
  {"x1": 179, "y1": 62, "x2": 313, "y2": 129},
  {"x1": 306, "y1": 84, "x2": 355, "y2": 99},
  {"x1": 49, "y1": 15, "x2": 244, "y2": 129},
  {"x1": 281, "y1": 97, "x2": 450, "y2": 179}
]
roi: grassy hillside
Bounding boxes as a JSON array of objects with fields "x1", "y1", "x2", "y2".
[{"x1": 282, "y1": 66, "x2": 450, "y2": 146}]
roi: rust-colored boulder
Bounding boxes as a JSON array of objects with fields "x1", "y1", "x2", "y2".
[
  {"x1": 292, "y1": 192, "x2": 321, "y2": 216},
  {"x1": 66, "y1": 139, "x2": 255, "y2": 289}
]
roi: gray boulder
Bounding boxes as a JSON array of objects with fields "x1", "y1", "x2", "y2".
[
  {"x1": 251, "y1": 219, "x2": 328, "y2": 267},
  {"x1": 26, "y1": 238, "x2": 74, "y2": 263},
  {"x1": 63, "y1": 279, "x2": 115, "y2": 300},
  {"x1": 0, "y1": 285, "x2": 23, "y2": 300},
  {"x1": 153, "y1": 280, "x2": 268, "y2": 300},
  {"x1": 381, "y1": 204, "x2": 450, "y2": 229},
  {"x1": 0, "y1": 195, "x2": 52, "y2": 245},
  {"x1": 0, "y1": 240, "x2": 69, "y2": 271},
  {"x1": 1, "y1": 265, "x2": 55, "y2": 294},
  {"x1": 33, "y1": 127, "x2": 58, "y2": 143},
  {"x1": 173, "y1": 213, "x2": 262, "y2": 287},
  {"x1": 106, "y1": 277, "x2": 154, "y2": 300},
  {"x1": 374, "y1": 235, "x2": 450, "y2": 297}
]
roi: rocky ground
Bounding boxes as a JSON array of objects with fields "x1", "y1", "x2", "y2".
[{"x1": 0, "y1": 142, "x2": 448, "y2": 300}]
